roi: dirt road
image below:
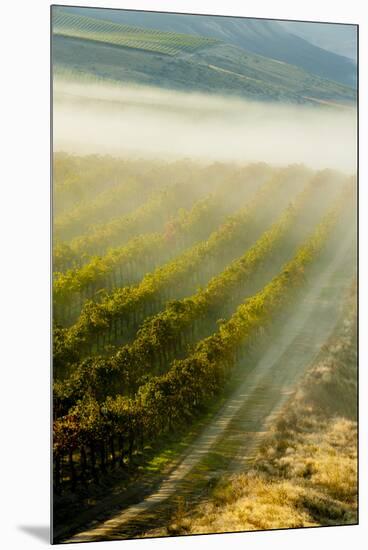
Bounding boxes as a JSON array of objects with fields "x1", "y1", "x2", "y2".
[{"x1": 64, "y1": 232, "x2": 355, "y2": 543}]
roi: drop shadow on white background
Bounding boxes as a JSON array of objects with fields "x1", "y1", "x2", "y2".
[{"x1": 17, "y1": 526, "x2": 50, "y2": 545}]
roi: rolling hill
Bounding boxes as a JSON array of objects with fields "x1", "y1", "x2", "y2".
[
  {"x1": 280, "y1": 20, "x2": 357, "y2": 62},
  {"x1": 58, "y1": 6, "x2": 357, "y2": 89},
  {"x1": 52, "y1": 8, "x2": 356, "y2": 106}
]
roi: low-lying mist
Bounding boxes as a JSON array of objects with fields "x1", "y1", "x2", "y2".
[{"x1": 53, "y1": 78, "x2": 357, "y2": 172}]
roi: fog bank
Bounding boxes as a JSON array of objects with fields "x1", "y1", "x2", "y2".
[{"x1": 53, "y1": 79, "x2": 356, "y2": 172}]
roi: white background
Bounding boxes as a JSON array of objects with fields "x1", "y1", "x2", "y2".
[{"x1": 0, "y1": 0, "x2": 366, "y2": 548}]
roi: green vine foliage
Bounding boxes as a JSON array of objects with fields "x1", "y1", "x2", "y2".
[
  {"x1": 53, "y1": 166, "x2": 307, "y2": 374},
  {"x1": 53, "y1": 183, "x2": 352, "y2": 494}
]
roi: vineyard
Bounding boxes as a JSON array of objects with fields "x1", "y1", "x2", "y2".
[
  {"x1": 52, "y1": 153, "x2": 356, "y2": 529},
  {"x1": 52, "y1": 9, "x2": 219, "y2": 56}
]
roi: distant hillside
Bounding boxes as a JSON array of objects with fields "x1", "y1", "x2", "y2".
[
  {"x1": 53, "y1": 10, "x2": 220, "y2": 56},
  {"x1": 279, "y1": 21, "x2": 357, "y2": 62},
  {"x1": 52, "y1": 10, "x2": 355, "y2": 106},
  {"x1": 59, "y1": 6, "x2": 357, "y2": 89}
]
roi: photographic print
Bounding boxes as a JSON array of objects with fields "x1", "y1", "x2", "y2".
[{"x1": 51, "y1": 4, "x2": 358, "y2": 544}]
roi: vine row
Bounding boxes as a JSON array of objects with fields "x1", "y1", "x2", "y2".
[{"x1": 53, "y1": 185, "x2": 349, "y2": 493}]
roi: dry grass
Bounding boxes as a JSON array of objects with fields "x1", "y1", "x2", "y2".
[
  {"x1": 149, "y1": 286, "x2": 357, "y2": 536},
  {"x1": 165, "y1": 418, "x2": 357, "y2": 535}
]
